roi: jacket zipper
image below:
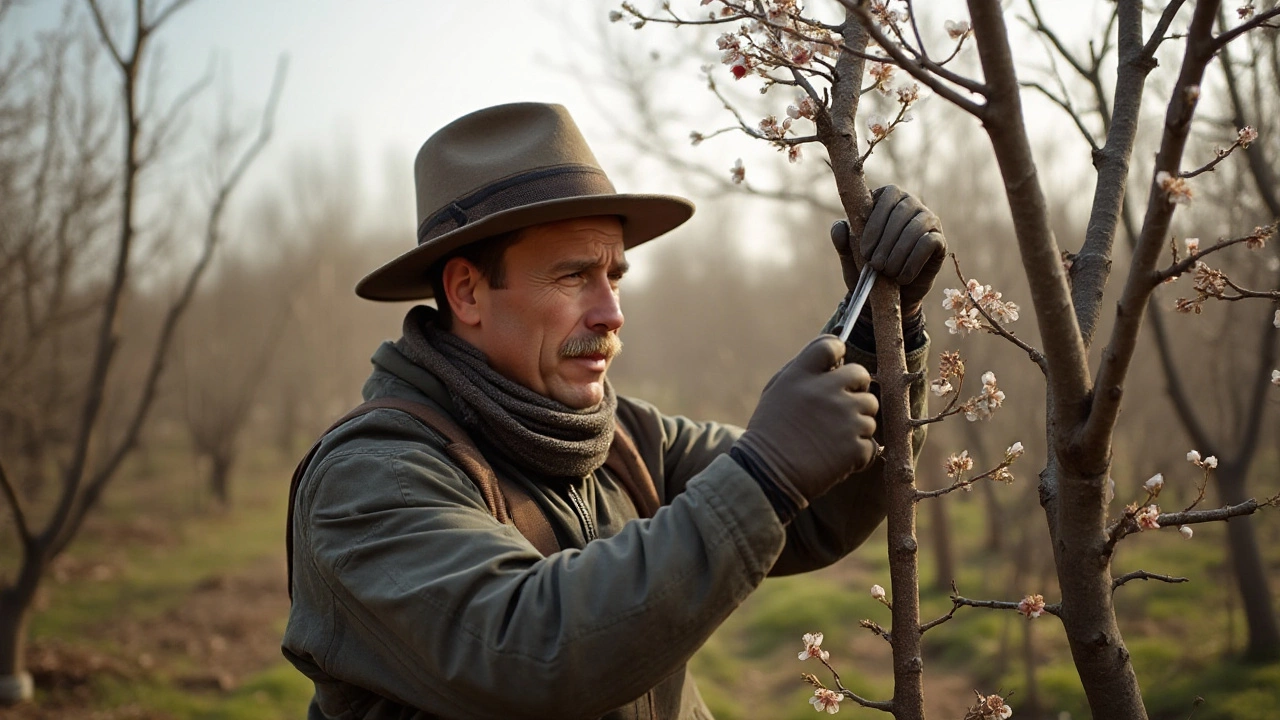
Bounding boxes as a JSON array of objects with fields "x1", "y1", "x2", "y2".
[{"x1": 565, "y1": 483, "x2": 597, "y2": 543}]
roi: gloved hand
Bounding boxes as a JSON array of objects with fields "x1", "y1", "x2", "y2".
[
  {"x1": 733, "y1": 336, "x2": 879, "y2": 511},
  {"x1": 831, "y1": 185, "x2": 947, "y2": 321}
]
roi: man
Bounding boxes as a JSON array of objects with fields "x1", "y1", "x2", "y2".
[{"x1": 283, "y1": 102, "x2": 944, "y2": 719}]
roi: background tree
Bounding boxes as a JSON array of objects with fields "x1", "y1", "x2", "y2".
[{"x1": 0, "y1": 0, "x2": 283, "y2": 704}]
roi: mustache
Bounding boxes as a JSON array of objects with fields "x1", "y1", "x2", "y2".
[{"x1": 560, "y1": 333, "x2": 623, "y2": 360}]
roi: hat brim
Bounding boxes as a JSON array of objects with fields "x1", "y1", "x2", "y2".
[{"x1": 355, "y1": 193, "x2": 695, "y2": 301}]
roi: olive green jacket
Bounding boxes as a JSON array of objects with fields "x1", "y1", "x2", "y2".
[{"x1": 283, "y1": 335, "x2": 928, "y2": 720}]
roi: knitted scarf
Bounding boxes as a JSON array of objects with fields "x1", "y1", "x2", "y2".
[{"x1": 395, "y1": 306, "x2": 616, "y2": 478}]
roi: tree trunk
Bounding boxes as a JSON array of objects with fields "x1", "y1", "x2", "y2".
[
  {"x1": 209, "y1": 451, "x2": 234, "y2": 506},
  {"x1": 1217, "y1": 465, "x2": 1280, "y2": 661},
  {"x1": 1045, "y1": 459, "x2": 1149, "y2": 720},
  {"x1": 0, "y1": 548, "x2": 43, "y2": 706}
]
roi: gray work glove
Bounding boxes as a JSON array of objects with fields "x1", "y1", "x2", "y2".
[
  {"x1": 733, "y1": 336, "x2": 879, "y2": 510},
  {"x1": 831, "y1": 184, "x2": 947, "y2": 321}
]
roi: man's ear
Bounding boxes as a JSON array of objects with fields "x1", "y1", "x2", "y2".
[{"x1": 441, "y1": 257, "x2": 485, "y2": 328}]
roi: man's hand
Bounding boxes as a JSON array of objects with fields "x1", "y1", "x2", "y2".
[
  {"x1": 734, "y1": 336, "x2": 879, "y2": 509},
  {"x1": 831, "y1": 185, "x2": 947, "y2": 320}
]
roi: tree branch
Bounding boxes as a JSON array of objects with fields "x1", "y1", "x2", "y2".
[
  {"x1": 1111, "y1": 570, "x2": 1189, "y2": 591},
  {"x1": 1212, "y1": 5, "x2": 1280, "y2": 50},
  {"x1": 0, "y1": 457, "x2": 33, "y2": 548},
  {"x1": 84, "y1": 0, "x2": 124, "y2": 67},
  {"x1": 839, "y1": 1, "x2": 987, "y2": 117},
  {"x1": 1083, "y1": 0, "x2": 1222, "y2": 462},
  {"x1": 1070, "y1": 0, "x2": 1153, "y2": 347}
]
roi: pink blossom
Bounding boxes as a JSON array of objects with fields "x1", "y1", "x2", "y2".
[
  {"x1": 1136, "y1": 504, "x2": 1161, "y2": 531},
  {"x1": 1246, "y1": 224, "x2": 1274, "y2": 249},
  {"x1": 946, "y1": 308, "x2": 982, "y2": 336},
  {"x1": 810, "y1": 687, "x2": 843, "y2": 714},
  {"x1": 1238, "y1": 125, "x2": 1258, "y2": 147},
  {"x1": 942, "y1": 287, "x2": 966, "y2": 311},
  {"x1": 729, "y1": 158, "x2": 745, "y2": 184},
  {"x1": 967, "y1": 693, "x2": 1014, "y2": 720},
  {"x1": 1017, "y1": 593, "x2": 1045, "y2": 619},
  {"x1": 1156, "y1": 171, "x2": 1193, "y2": 205},
  {"x1": 945, "y1": 451, "x2": 974, "y2": 478},
  {"x1": 787, "y1": 145, "x2": 802, "y2": 163},
  {"x1": 799, "y1": 632, "x2": 829, "y2": 662},
  {"x1": 944, "y1": 19, "x2": 971, "y2": 40},
  {"x1": 867, "y1": 115, "x2": 891, "y2": 140},
  {"x1": 1184, "y1": 237, "x2": 1200, "y2": 255},
  {"x1": 868, "y1": 62, "x2": 895, "y2": 92},
  {"x1": 896, "y1": 84, "x2": 920, "y2": 106}
]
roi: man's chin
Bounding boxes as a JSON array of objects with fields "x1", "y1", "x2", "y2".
[{"x1": 552, "y1": 380, "x2": 606, "y2": 409}]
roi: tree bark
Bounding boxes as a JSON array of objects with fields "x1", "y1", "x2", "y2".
[{"x1": 0, "y1": 547, "x2": 41, "y2": 705}]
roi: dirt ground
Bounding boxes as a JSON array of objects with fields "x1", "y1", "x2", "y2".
[{"x1": 12, "y1": 553, "x2": 292, "y2": 720}]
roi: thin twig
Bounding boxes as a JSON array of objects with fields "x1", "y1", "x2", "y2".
[
  {"x1": 949, "y1": 255, "x2": 1048, "y2": 371},
  {"x1": 817, "y1": 657, "x2": 895, "y2": 711},
  {"x1": 1212, "y1": 6, "x2": 1280, "y2": 51},
  {"x1": 838, "y1": 0, "x2": 987, "y2": 117},
  {"x1": 1112, "y1": 570, "x2": 1188, "y2": 591},
  {"x1": 1181, "y1": 137, "x2": 1247, "y2": 178},
  {"x1": 1019, "y1": 80, "x2": 1100, "y2": 153},
  {"x1": 1153, "y1": 229, "x2": 1275, "y2": 283}
]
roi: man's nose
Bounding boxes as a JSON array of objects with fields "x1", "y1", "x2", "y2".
[{"x1": 586, "y1": 283, "x2": 624, "y2": 333}]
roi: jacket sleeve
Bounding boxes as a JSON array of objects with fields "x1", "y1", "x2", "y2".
[
  {"x1": 295, "y1": 411, "x2": 785, "y2": 720},
  {"x1": 616, "y1": 333, "x2": 930, "y2": 578}
]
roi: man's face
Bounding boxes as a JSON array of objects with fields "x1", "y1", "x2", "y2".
[{"x1": 453, "y1": 216, "x2": 627, "y2": 409}]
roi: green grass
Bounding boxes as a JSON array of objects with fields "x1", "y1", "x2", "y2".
[
  {"x1": 89, "y1": 661, "x2": 313, "y2": 720},
  {"x1": 31, "y1": 448, "x2": 291, "y2": 639}
]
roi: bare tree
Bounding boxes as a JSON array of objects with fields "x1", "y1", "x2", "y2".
[
  {"x1": 0, "y1": 0, "x2": 284, "y2": 704},
  {"x1": 616, "y1": 1, "x2": 1280, "y2": 718}
]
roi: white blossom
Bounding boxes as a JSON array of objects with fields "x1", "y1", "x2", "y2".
[
  {"x1": 799, "y1": 632, "x2": 829, "y2": 662},
  {"x1": 1144, "y1": 473, "x2": 1164, "y2": 494},
  {"x1": 944, "y1": 18, "x2": 971, "y2": 39},
  {"x1": 1180, "y1": 525, "x2": 1194, "y2": 539}
]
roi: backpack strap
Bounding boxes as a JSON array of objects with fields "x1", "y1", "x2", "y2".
[
  {"x1": 288, "y1": 398, "x2": 665, "y2": 599},
  {"x1": 605, "y1": 423, "x2": 661, "y2": 519},
  {"x1": 287, "y1": 398, "x2": 560, "y2": 600}
]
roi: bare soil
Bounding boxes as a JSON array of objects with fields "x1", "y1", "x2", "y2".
[{"x1": 12, "y1": 553, "x2": 292, "y2": 719}]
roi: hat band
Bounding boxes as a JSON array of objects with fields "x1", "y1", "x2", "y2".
[{"x1": 417, "y1": 165, "x2": 616, "y2": 244}]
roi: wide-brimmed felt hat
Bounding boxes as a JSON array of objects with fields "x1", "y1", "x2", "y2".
[{"x1": 355, "y1": 102, "x2": 695, "y2": 301}]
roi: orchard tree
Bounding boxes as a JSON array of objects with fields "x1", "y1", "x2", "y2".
[
  {"x1": 0, "y1": 0, "x2": 283, "y2": 704},
  {"x1": 615, "y1": 1, "x2": 1279, "y2": 718}
]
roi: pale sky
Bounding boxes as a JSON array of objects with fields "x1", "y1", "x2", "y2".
[{"x1": 5, "y1": 0, "x2": 1158, "y2": 267}]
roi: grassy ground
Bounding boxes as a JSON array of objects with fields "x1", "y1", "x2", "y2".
[{"x1": 6, "y1": 440, "x2": 1279, "y2": 719}]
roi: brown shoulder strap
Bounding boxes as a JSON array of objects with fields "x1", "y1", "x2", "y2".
[
  {"x1": 605, "y1": 423, "x2": 661, "y2": 519},
  {"x1": 287, "y1": 398, "x2": 561, "y2": 600}
]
